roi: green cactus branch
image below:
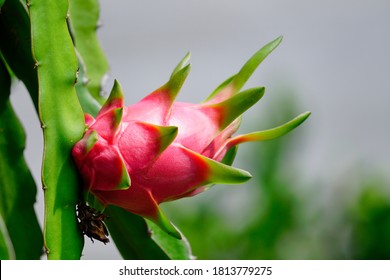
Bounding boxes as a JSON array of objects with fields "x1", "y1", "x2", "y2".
[
  {"x1": 28, "y1": 0, "x2": 85, "y2": 259},
  {"x1": 69, "y1": 0, "x2": 109, "y2": 105},
  {"x1": 0, "y1": 215, "x2": 14, "y2": 259},
  {"x1": 74, "y1": 51, "x2": 102, "y2": 116},
  {"x1": 0, "y1": 58, "x2": 43, "y2": 259},
  {"x1": 0, "y1": 0, "x2": 39, "y2": 111}
]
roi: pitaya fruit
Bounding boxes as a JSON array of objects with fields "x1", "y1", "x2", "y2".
[{"x1": 72, "y1": 37, "x2": 310, "y2": 239}]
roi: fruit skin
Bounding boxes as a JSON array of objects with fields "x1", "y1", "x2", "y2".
[{"x1": 72, "y1": 37, "x2": 311, "y2": 238}]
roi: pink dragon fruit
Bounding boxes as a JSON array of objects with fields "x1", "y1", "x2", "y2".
[{"x1": 72, "y1": 37, "x2": 310, "y2": 238}]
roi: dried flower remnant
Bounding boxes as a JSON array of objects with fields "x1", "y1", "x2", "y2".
[{"x1": 77, "y1": 203, "x2": 109, "y2": 244}]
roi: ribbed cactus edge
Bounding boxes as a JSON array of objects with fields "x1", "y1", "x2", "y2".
[{"x1": 28, "y1": 0, "x2": 85, "y2": 259}]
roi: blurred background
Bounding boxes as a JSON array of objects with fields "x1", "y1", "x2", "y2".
[{"x1": 10, "y1": 0, "x2": 390, "y2": 259}]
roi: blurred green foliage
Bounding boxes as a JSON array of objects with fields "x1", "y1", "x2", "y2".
[
  {"x1": 348, "y1": 178, "x2": 390, "y2": 259},
  {"x1": 163, "y1": 92, "x2": 390, "y2": 260}
]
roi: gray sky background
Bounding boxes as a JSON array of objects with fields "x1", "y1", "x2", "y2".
[{"x1": 10, "y1": 0, "x2": 390, "y2": 259}]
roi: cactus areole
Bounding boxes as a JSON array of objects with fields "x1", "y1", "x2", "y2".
[{"x1": 72, "y1": 37, "x2": 310, "y2": 239}]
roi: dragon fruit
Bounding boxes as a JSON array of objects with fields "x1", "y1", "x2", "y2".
[{"x1": 72, "y1": 37, "x2": 310, "y2": 239}]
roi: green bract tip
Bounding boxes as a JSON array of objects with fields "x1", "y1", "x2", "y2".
[
  {"x1": 112, "y1": 107, "x2": 123, "y2": 129},
  {"x1": 232, "y1": 36, "x2": 283, "y2": 93},
  {"x1": 85, "y1": 130, "x2": 99, "y2": 154},
  {"x1": 108, "y1": 79, "x2": 124, "y2": 102},
  {"x1": 162, "y1": 64, "x2": 191, "y2": 102},
  {"x1": 154, "y1": 207, "x2": 182, "y2": 240},
  {"x1": 210, "y1": 87, "x2": 265, "y2": 130},
  {"x1": 171, "y1": 52, "x2": 191, "y2": 78},
  {"x1": 154, "y1": 125, "x2": 179, "y2": 154},
  {"x1": 113, "y1": 159, "x2": 131, "y2": 190},
  {"x1": 228, "y1": 111, "x2": 311, "y2": 147}
]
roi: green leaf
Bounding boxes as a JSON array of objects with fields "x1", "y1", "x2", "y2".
[
  {"x1": 0, "y1": 59, "x2": 43, "y2": 259},
  {"x1": 104, "y1": 206, "x2": 193, "y2": 260},
  {"x1": 29, "y1": 0, "x2": 86, "y2": 259},
  {"x1": 0, "y1": 0, "x2": 39, "y2": 111},
  {"x1": 69, "y1": 0, "x2": 110, "y2": 104}
]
